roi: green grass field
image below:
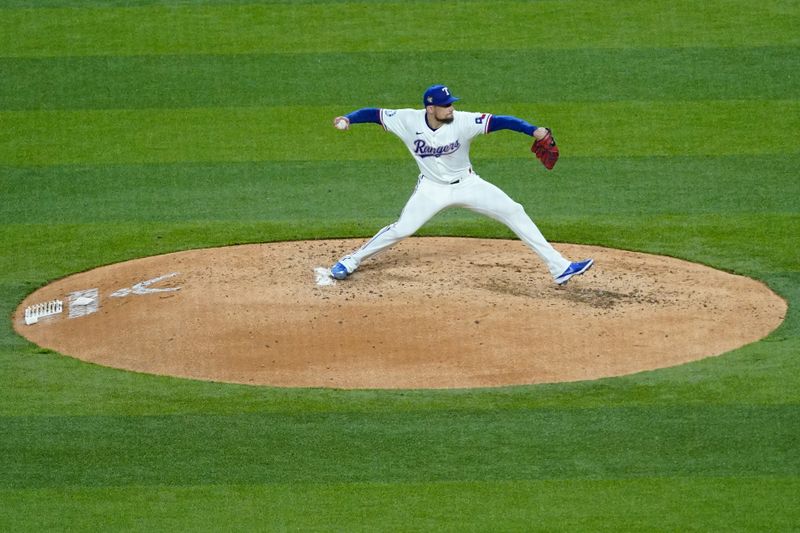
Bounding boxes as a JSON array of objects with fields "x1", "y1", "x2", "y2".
[{"x1": 1, "y1": 0, "x2": 798, "y2": 530}]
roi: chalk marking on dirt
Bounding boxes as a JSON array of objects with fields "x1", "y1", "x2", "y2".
[{"x1": 111, "y1": 272, "x2": 181, "y2": 298}]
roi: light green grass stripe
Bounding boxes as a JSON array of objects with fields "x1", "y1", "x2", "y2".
[
  {"x1": 1, "y1": 101, "x2": 797, "y2": 165},
  {"x1": 1, "y1": 0, "x2": 797, "y2": 58},
  {"x1": 1, "y1": 478, "x2": 798, "y2": 531}
]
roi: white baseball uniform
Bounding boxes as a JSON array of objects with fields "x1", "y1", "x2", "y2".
[{"x1": 336, "y1": 108, "x2": 571, "y2": 278}]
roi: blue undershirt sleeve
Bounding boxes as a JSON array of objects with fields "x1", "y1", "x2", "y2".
[
  {"x1": 487, "y1": 115, "x2": 537, "y2": 136},
  {"x1": 344, "y1": 108, "x2": 382, "y2": 124}
]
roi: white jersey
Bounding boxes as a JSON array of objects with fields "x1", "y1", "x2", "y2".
[{"x1": 379, "y1": 108, "x2": 491, "y2": 185}]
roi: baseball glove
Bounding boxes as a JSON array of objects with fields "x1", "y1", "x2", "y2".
[{"x1": 531, "y1": 128, "x2": 559, "y2": 170}]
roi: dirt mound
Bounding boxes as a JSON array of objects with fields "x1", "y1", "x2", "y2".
[{"x1": 13, "y1": 238, "x2": 786, "y2": 389}]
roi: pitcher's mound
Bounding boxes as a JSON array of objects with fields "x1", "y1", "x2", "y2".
[{"x1": 14, "y1": 238, "x2": 786, "y2": 389}]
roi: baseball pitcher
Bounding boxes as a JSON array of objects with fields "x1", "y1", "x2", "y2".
[{"x1": 330, "y1": 84, "x2": 593, "y2": 285}]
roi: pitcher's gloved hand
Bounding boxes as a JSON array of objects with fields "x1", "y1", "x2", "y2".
[{"x1": 531, "y1": 128, "x2": 559, "y2": 170}]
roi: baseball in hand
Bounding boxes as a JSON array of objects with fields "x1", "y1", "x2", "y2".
[{"x1": 334, "y1": 118, "x2": 348, "y2": 130}]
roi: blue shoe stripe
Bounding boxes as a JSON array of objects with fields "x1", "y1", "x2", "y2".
[{"x1": 556, "y1": 259, "x2": 593, "y2": 284}]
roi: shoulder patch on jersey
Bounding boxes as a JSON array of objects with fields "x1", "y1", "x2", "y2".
[
  {"x1": 475, "y1": 113, "x2": 487, "y2": 124},
  {"x1": 385, "y1": 110, "x2": 396, "y2": 117}
]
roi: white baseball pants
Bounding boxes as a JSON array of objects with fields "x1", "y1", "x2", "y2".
[{"x1": 340, "y1": 173, "x2": 571, "y2": 278}]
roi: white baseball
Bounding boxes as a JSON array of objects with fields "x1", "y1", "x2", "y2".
[{"x1": 335, "y1": 118, "x2": 348, "y2": 130}]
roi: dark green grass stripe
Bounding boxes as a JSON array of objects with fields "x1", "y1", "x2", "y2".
[
  {"x1": 1, "y1": 406, "x2": 798, "y2": 488},
  {"x1": 1, "y1": 155, "x2": 797, "y2": 226},
  {"x1": 2, "y1": 1, "x2": 798, "y2": 58},
  {"x1": 3, "y1": 47, "x2": 798, "y2": 111}
]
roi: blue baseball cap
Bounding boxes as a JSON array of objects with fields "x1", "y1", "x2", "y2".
[{"x1": 423, "y1": 84, "x2": 459, "y2": 106}]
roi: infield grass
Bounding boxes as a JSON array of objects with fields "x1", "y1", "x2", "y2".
[{"x1": 1, "y1": 0, "x2": 798, "y2": 530}]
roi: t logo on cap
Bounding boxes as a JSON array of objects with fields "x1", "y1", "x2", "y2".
[{"x1": 423, "y1": 84, "x2": 460, "y2": 107}]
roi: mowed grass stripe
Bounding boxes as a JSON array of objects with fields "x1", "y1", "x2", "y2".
[
  {"x1": 1, "y1": 155, "x2": 797, "y2": 225},
  {"x1": 2, "y1": 101, "x2": 797, "y2": 165},
  {"x1": 3, "y1": 47, "x2": 799, "y2": 111},
  {"x1": 1, "y1": 1, "x2": 797, "y2": 58},
  {"x1": 2, "y1": 406, "x2": 798, "y2": 489},
  {"x1": 2, "y1": 478, "x2": 798, "y2": 531}
]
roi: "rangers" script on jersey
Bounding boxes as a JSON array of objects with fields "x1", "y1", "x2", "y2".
[{"x1": 413, "y1": 139, "x2": 461, "y2": 158}]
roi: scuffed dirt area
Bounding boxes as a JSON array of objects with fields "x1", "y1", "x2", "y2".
[{"x1": 13, "y1": 238, "x2": 787, "y2": 389}]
